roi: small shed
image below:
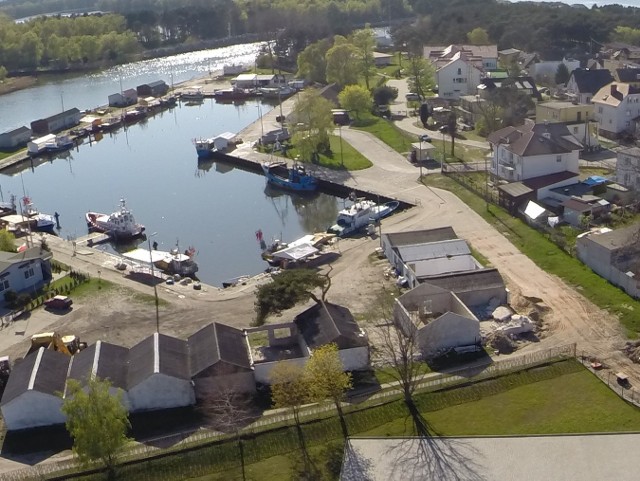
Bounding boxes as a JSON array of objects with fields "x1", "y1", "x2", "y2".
[
  {"x1": 562, "y1": 197, "x2": 610, "y2": 227},
  {"x1": 136, "y1": 80, "x2": 169, "y2": 97},
  {"x1": 108, "y1": 88, "x2": 138, "y2": 107},
  {"x1": 188, "y1": 323, "x2": 255, "y2": 398},
  {"x1": 31, "y1": 108, "x2": 81, "y2": 135},
  {"x1": 294, "y1": 301, "x2": 369, "y2": 371},
  {"x1": 408, "y1": 142, "x2": 436, "y2": 162},
  {"x1": 65, "y1": 341, "x2": 129, "y2": 409},
  {"x1": 213, "y1": 132, "x2": 237, "y2": 151},
  {"x1": 498, "y1": 182, "x2": 535, "y2": 214},
  {"x1": 373, "y1": 51, "x2": 394, "y2": 67},
  {"x1": 127, "y1": 333, "x2": 195, "y2": 412},
  {"x1": 0, "y1": 348, "x2": 70, "y2": 430},
  {"x1": 0, "y1": 126, "x2": 31, "y2": 150}
]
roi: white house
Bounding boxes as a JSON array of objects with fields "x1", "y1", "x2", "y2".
[
  {"x1": 0, "y1": 126, "x2": 31, "y2": 150},
  {"x1": 424, "y1": 45, "x2": 497, "y2": 100},
  {"x1": 0, "y1": 246, "x2": 53, "y2": 302},
  {"x1": 0, "y1": 348, "x2": 70, "y2": 430},
  {"x1": 592, "y1": 82, "x2": 640, "y2": 137},
  {"x1": 566, "y1": 68, "x2": 614, "y2": 104},
  {"x1": 188, "y1": 323, "x2": 255, "y2": 398},
  {"x1": 233, "y1": 74, "x2": 286, "y2": 89},
  {"x1": 394, "y1": 283, "x2": 481, "y2": 359},
  {"x1": 616, "y1": 146, "x2": 640, "y2": 190},
  {"x1": 488, "y1": 120, "x2": 581, "y2": 183},
  {"x1": 127, "y1": 333, "x2": 195, "y2": 412},
  {"x1": 108, "y1": 88, "x2": 138, "y2": 108}
]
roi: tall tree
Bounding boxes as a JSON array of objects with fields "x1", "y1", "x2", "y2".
[
  {"x1": 467, "y1": 27, "x2": 490, "y2": 45},
  {"x1": 290, "y1": 90, "x2": 335, "y2": 165},
  {"x1": 447, "y1": 112, "x2": 458, "y2": 158},
  {"x1": 555, "y1": 63, "x2": 570, "y2": 85},
  {"x1": 325, "y1": 35, "x2": 361, "y2": 87},
  {"x1": 296, "y1": 39, "x2": 330, "y2": 84},
  {"x1": 406, "y1": 53, "x2": 435, "y2": 101},
  {"x1": 62, "y1": 378, "x2": 130, "y2": 480},
  {"x1": 270, "y1": 362, "x2": 313, "y2": 474},
  {"x1": 351, "y1": 26, "x2": 376, "y2": 90},
  {"x1": 304, "y1": 343, "x2": 352, "y2": 439},
  {"x1": 338, "y1": 84, "x2": 372, "y2": 120}
]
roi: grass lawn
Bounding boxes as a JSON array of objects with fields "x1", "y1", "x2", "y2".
[
  {"x1": 423, "y1": 173, "x2": 640, "y2": 335},
  {"x1": 351, "y1": 115, "x2": 417, "y2": 154},
  {"x1": 183, "y1": 362, "x2": 640, "y2": 481}
]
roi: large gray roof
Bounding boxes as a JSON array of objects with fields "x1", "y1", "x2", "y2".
[
  {"x1": 488, "y1": 122, "x2": 581, "y2": 157},
  {"x1": 1, "y1": 348, "x2": 70, "y2": 406},
  {"x1": 128, "y1": 333, "x2": 190, "y2": 389},
  {"x1": 295, "y1": 301, "x2": 368, "y2": 350},
  {"x1": 422, "y1": 268, "x2": 506, "y2": 293},
  {"x1": 581, "y1": 224, "x2": 639, "y2": 252},
  {"x1": 188, "y1": 323, "x2": 251, "y2": 376},
  {"x1": 384, "y1": 227, "x2": 457, "y2": 248},
  {"x1": 396, "y1": 239, "x2": 471, "y2": 263},
  {"x1": 66, "y1": 341, "x2": 129, "y2": 392}
]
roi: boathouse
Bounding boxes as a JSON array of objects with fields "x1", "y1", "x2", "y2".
[
  {"x1": 0, "y1": 126, "x2": 31, "y2": 150},
  {"x1": 136, "y1": 80, "x2": 169, "y2": 97},
  {"x1": 127, "y1": 333, "x2": 195, "y2": 412},
  {"x1": 30, "y1": 108, "x2": 82, "y2": 136},
  {"x1": 0, "y1": 348, "x2": 70, "y2": 430},
  {"x1": 108, "y1": 88, "x2": 138, "y2": 107}
]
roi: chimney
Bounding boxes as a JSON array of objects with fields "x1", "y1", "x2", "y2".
[{"x1": 611, "y1": 83, "x2": 618, "y2": 95}]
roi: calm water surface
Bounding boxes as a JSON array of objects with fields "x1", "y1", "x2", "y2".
[{"x1": 0, "y1": 44, "x2": 341, "y2": 286}]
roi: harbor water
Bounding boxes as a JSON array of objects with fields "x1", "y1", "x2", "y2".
[{"x1": 0, "y1": 44, "x2": 343, "y2": 286}]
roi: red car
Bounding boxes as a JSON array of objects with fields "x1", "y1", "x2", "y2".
[{"x1": 44, "y1": 295, "x2": 73, "y2": 310}]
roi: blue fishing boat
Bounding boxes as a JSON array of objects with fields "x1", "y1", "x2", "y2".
[{"x1": 261, "y1": 160, "x2": 318, "y2": 192}]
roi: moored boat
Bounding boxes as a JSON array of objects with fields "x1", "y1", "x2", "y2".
[
  {"x1": 180, "y1": 87, "x2": 205, "y2": 101},
  {"x1": 261, "y1": 160, "x2": 318, "y2": 192},
  {"x1": 327, "y1": 199, "x2": 390, "y2": 237},
  {"x1": 262, "y1": 232, "x2": 335, "y2": 266},
  {"x1": 122, "y1": 245, "x2": 198, "y2": 278},
  {"x1": 213, "y1": 87, "x2": 250, "y2": 101},
  {"x1": 21, "y1": 196, "x2": 56, "y2": 233},
  {"x1": 259, "y1": 86, "x2": 295, "y2": 98},
  {"x1": 100, "y1": 116, "x2": 123, "y2": 132},
  {"x1": 44, "y1": 135, "x2": 74, "y2": 153},
  {"x1": 86, "y1": 199, "x2": 145, "y2": 240},
  {"x1": 194, "y1": 138, "x2": 216, "y2": 158}
]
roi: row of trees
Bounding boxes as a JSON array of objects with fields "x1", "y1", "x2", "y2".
[{"x1": 0, "y1": 13, "x2": 140, "y2": 71}]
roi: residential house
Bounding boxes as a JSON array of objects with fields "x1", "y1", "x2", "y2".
[
  {"x1": 424, "y1": 45, "x2": 497, "y2": 100},
  {"x1": 0, "y1": 348, "x2": 70, "y2": 430},
  {"x1": 188, "y1": 323, "x2": 255, "y2": 397},
  {"x1": 373, "y1": 52, "x2": 394, "y2": 67},
  {"x1": 456, "y1": 95, "x2": 486, "y2": 126},
  {"x1": 592, "y1": 82, "x2": 640, "y2": 137},
  {"x1": 535, "y1": 101, "x2": 598, "y2": 150},
  {"x1": 497, "y1": 48, "x2": 521, "y2": 66},
  {"x1": 616, "y1": 146, "x2": 640, "y2": 191},
  {"x1": 381, "y1": 228, "x2": 483, "y2": 289},
  {"x1": 30, "y1": 108, "x2": 82, "y2": 136},
  {"x1": 614, "y1": 68, "x2": 640, "y2": 88},
  {"x1": 566, "y1": 68, "x2": 614, "y2": 104},
  {"x1": 488, "y1": 120, "x2": 581, "y2": 183},
  {"x1": 65, "y1": 341, "x2": 130, "y2": 409},
  {"x1": 561, "y1": 196, "x2": 610, "y2": 227},
  {"x1": 108, "y1": 88, "x2": 138, "y2": 107},
  {"x1": 477, "y1": 76, "x2": 542, "y2": 102},
  {"x1": 527, "y1": 57, "x2": 580, "y2": 81},
  {"x1": 136, "y1": 80, "x2": 169, "y2": 97},
  {"x1": 0, "y1": 126, "x2": 31, "y2": 150},
  {"x1": 576, "y1": 224, "x2": 640, "y2": 298},
  {"x1": 393, "y1": 283, "x2": 480, "y2": 359},
  {"x1": 0, "y1": 246, "x2": 53, "y2": 302},
  {"x1": 294, "y1": 301, "x2": 369, "y2": 371},
  {"x1": 127, "y1": 333, "x2": 195, "y2": 412}
]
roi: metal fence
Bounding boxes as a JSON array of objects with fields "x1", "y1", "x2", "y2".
[
  {"x1": 578, "y1": 353, "x2": 640, "y2": 408},
  {"x1": 3, "y1": 344, "x2": 579, "y2": 481}
]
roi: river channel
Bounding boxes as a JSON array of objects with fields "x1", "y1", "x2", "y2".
[{"x1": 0, "y1": 43, "x2": 343, "y2": 286}]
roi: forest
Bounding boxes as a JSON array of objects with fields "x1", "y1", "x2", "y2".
[{"x1": 1, "y1": 0, "x2": 640, "y2": 76}]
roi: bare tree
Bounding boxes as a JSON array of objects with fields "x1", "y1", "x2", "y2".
[{"x1": 198, "y1": 388, "x2": 257, "y2": 481}]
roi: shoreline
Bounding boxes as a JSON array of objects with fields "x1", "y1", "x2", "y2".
[{"x1": 0, "y1": 76, "x2": 38, "y2": 96}]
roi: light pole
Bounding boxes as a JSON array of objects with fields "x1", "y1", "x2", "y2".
[
  {"x1": 147, "y1": 232, "x2": 160, "y2": 334},
  {"x1": 257, "y1": 104, "x2": 264, "y2": 142},
  {"x1": 339, "y1": 124, "x2": 344, "y2": 167}
]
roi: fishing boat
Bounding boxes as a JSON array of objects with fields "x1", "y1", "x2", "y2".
[
  {"x1": 259, "y1": 85, "x2": 295, "y2": 99},
  {"x1": 213, "y1": 87, "x2": 250, "y2": 102},
  {"x1": 43, "y1": 135, "x2": 74, "y2": 153},
  {"x1": 328, "y1": 199, "x2": 399, "y2": 237},
  {"x1": 100, "y1": 116, "x2": 123, "y2": 132},
  {"x1": 194, "y1": 138, "x2": 216, "y2": 158},
  {"x1": 180, "y1": 86, "x2": 205, "y2": 101},
  {"x1": 261, "y1": 160, "x2": 318, "y2": 192},
  {"x1": 21, "y1": 196, "x2": 56, "y2": 233},
  {"x1": 86, "y1": 199, "x2": 145, "y2": 240}
]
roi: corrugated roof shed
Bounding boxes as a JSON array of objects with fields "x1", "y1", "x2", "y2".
[
  {"x1": 396, "y1": 239, "x2": 471, "y2": 263},
  {"x1": 384, "y1": 227, "x2": 457, "y2": 248},
  {"x1": 422, "y1": 268, "x2": 506, "y2": 293},
  {"x1": 295, "y1": 301, "x2": 368, "y2": 350},
  {"x1": 128, "y1": 333, "x2": 190, "y2": 389},
  {"x1": 1, "y1": 348, "x2": 70, "y2": 406},
  {"x1": 66, "y1": 341, "x2": 129, "y2": 392},
  {"x1": 188, "y1": 323, "x2": 251, "y2": 376},
  {"x1": 413, "y1": 255, "x2": 479, "y2": 279}
]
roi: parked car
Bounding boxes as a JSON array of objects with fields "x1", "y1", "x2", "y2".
[
  {"x1": 419, "y1": 134, "x2": 432, "y2": 143},
  {"x1": 405, "y1": 92, "x2": 421, "y2": 101},
  {"x1": 44, "y1": 295, "x2": 73, "y2": 311}
]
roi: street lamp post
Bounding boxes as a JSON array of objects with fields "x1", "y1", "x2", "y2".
[
  {"x1": 147, "y1": 232, "x2": 160, "y2": 334},
  {"x1": 339, "y1": 124, "x2": 344, "y2": 167},
  {"x1": 257, "y1": 104, "x2": 264, "y2": 142}
]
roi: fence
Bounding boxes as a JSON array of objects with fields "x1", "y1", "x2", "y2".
[
  {"x1": 578, "y1": 352, "x2": 640, "y2": 408},
  {"x1": 441, "y1": 162, "x2": 499, "y2": 205},
  {"x1": 3, "y1": 344, "x2": 577, "y2": 481}
]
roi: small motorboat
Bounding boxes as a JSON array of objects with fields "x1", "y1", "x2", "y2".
[
  {"x1": 261, "y1": 160, "x2": 318, "y2": 192},
  {"x1": 86, "y1": 199, "x2": 145, "y2": 240},
  {"x1": 21, "y1": 196, "x2": 56, "y2": 233}
]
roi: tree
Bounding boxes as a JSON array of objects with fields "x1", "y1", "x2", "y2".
[
  {"x1": 419, "y1": 103, "x2": 430, "y2": 128},
  {"x1": 446, "y1": 112, "x2": 458, "y2": 158},
  {"x1": 0, "y1": 230, "x2": 16, "y2": 252},
  {"x1": 372, "y1": 85, "x2": 398, "y2": 106},
  {"x1": 304, "y1": 343, "x2": 352, "y2": 439},
  {"x1": 406, "y1": 54, "x2": 435, "y2": 101},
  {"x1": 270, "y1": 362, "x2": 313, "y2": 474},
  {"x1": 325, "y1": 35, "x2": 361, "y2": 87},
  {"x1": 0, "y1": 65, "x2": 6, "y2": 81},
  {"x1": 297, "y1": 39, "x2": 330, "y2": 84},
  {"x1": 62, "y1": 378, "x2": 130, "y2": 479},
  {"x1": 338, "y1": 85, "x2": 371, "y2": 120},
  {"x1": 254, "y1": 268, "x2": 330, "y2": 324},
  {"x1": 555, "y1": 63, "x2": 570, "y2": 85},
  {"x1": 611, "y1": 26, "x2": 640, "y2": 46},
  {"x1": 467, "y1": 27, "x2": 490, "y2": 45},
  {"x1": 351, "y1": 26, "x2": 376, "y2": 90},
  {"x1": 290, "y1": 90, "x2": 335, "y2": 165}
]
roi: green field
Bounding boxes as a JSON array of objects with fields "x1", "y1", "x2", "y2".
[{"x1": 68, "y1": 361, "x2": 640, "y2": 481}]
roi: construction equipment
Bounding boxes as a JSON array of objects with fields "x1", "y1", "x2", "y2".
[{"x1": 27, "y1": 332, "x2": 86, "y2": 356}]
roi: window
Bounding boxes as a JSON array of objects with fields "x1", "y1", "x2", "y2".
[
  {"x1": 556, "y1": 155, "x2": 562, "y2": 162},
  {"x1": 457, "y1": 68, "x2": 462, "y2": 75},
  {"x1": 598, "y1": 106, "x2": 603, "y2": 114},
  {"x1": 0, "y1": 279, "x2": 9, "y2": 292},
  {"x1": 24, "y1": 267, "x2": 34, "y2": 280}
]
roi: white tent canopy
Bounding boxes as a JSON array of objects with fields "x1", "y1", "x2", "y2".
[{"x1": 272, "y1": 243, "x2": 318, "y2": 261}]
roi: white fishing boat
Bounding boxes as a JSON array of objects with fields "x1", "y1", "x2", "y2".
[
  {"x1": 86, "y1": 199, "x2": 145, "y2": 240},
  {"x1": 21, "y1": 196, "x2": 56, "y2": 233},
  {"x1": 328, "y1": 199, "x2": 399, "y2": 237},
  {"x1": 122, "y1": 246, "x2": 198, "y2": 278}
]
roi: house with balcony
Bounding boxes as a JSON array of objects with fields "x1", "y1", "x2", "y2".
[
  {"x1": 535, "y1": 101, "x2": 598, "y2": 149},
  {"x1": 424, "y1": 45, "x2": 497, "y2": 100},
  {"x1": 592, "y1": 82, "x2": 640, "y2": 138},
  {"x1": 488, "y1": 120, "x2": 581, "y2": 184},
  {"x1": 566, "y1": 68, "x2": 614, "y2": 104}
]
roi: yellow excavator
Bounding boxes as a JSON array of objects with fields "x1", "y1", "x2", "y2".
[{"x1": 27, "y1": 332, "x2": 86, "y2": 356}]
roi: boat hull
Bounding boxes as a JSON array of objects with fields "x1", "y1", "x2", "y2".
[
  {"x1": 261, "y1": 162, "x2": 318, "y2": 192},
  {"x1": 86, "y1": 212, "x2": 145, "y2": 240}
]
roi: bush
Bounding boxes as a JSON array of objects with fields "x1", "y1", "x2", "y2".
[{"x1": 3, "y1": 290, "x2": 17, "y2": 307}]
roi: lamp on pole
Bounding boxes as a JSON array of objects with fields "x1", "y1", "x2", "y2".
[
  {"x1": 147, "y1": 232, "x2": 160, "y2": 334},
  {"x1": 257, "y1": 104, "x2": 264, "y2": 141},
  {"x1": 339, "y1": 124, "x2": 344, "y2": 167}
]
